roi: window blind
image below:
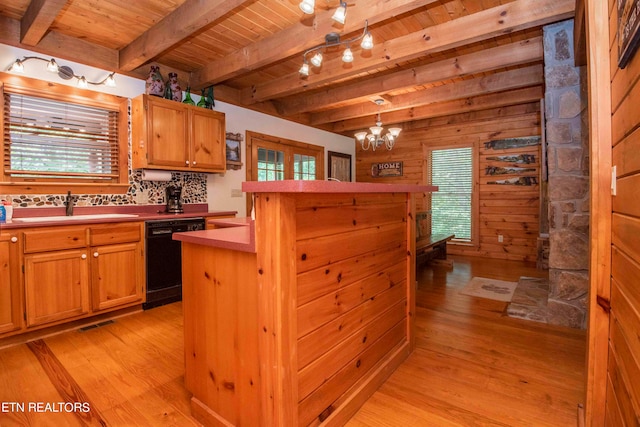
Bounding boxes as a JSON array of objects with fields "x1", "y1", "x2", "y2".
[
  {"x1": 430, "y1": 147, "x2": 473, "y2": 240},
  {"x1": 3, "y1": 92, "x2": 120, "y2": 180}
]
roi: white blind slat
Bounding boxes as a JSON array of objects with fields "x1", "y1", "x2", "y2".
[
  {"x1": 430, "y1": 147, "x2": 473, "y2": 240},
  {"x1": 4, "y1": 92, "x2": 120, "y2": 180}
]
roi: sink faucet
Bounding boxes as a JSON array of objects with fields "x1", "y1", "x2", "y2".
[{"x1": 65, "y1": 191, "x2": 78, "y2": 216}]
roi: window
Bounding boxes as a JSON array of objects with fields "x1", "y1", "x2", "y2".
[
  {"x1": 247, "y1": 131, "x2": 323, "y2": 182},
  {"x1": 246, "y1": 131, "x2": 324, "y2": 214},
  {"x1": 1, "y1": 74, "x2": 129, "y2": 193},
  {"x1": 427, "y1": 146, "x2": 476, "y2": 243}
]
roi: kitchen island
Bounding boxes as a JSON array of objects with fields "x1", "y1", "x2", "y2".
[{"x1": 174, "y1": 180, "x2": 436, "y2": 426}]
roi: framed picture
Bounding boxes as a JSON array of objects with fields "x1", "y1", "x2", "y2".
[
  {"x1": 226, "y1": 132, "x2": 243, "y2": 170},
  {"x1": 618, "y1": 0, "x2": 640, "y2": 68},
  {"x1": 328, "y1": 151, "x2": 352, "y2": 182}
]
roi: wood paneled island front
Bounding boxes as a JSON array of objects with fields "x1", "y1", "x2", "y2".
[{"x1": 174, "y1": 181, "x2": 436, "y2": 426}]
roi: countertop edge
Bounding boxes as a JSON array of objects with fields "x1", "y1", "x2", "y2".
[
  {"x1": 242, "y1": 180, "x2": 437, "y2": 193},
  {"x1": 173, "y1": 218, "x2": 256, "y2": 253}
]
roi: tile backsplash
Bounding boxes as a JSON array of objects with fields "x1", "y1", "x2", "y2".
[{"x1": 4, "y1": 170, "x2": 207, "y2": 208}]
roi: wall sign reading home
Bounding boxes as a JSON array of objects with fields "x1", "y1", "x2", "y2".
[
  {"x1": 371, "y1": 162, "x2": 403, "y2": 177},
  {"x1": 619, "y1": 0, "x2": 640, "y2": 68}
]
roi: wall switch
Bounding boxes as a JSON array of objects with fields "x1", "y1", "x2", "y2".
[
  {"x1": 498, "y1": 234, "x2": 504, "y2": 243},
  {"x1": 231, "y1": 188, "x2": 243, "y2": 197}
]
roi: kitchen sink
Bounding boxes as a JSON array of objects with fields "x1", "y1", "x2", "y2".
[{"x1": 14, "y1": 213, "x2": 139, "y2": 222}]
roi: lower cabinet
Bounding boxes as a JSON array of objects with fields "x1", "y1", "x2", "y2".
[
  {"x1": 11, "y1": 222, "x2": 145, "y2": 334},
  {"x1": 0, "y1": 231, "x2": 22, "y2": 334},
  {"x1": 91, "y1": 242, "x2": 144, "y2": 311},
  {"x1": 24, "y1": 249, "x2": 90, "y2": 327}
]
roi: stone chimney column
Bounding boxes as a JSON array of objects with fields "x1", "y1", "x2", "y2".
[{"x1": 543, "y1": 19, "x2": 589, "y2": 329}]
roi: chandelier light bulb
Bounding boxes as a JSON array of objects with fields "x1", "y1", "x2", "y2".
[
  {"x1": 361, "y1": 33, "x2": 374, "y2": 50},
  {"x1": 332, "y1": 2, "x2": 347, "y2": 24},
  {"x1": 355, "y1": 132, "x2": 367, "y2": 142},
  {"x1": 388, "y1": 127, "x2": 402, "y2": 137},
  {"x1": 310, "y1": 52, "x2": 323, "y2": 67},
  {"x1": 299, "y1": 0, "x2": 315, "y2": 14},
  {"x1": 370, "y1": 125, "x2": 383, "y2": 136},
  {"x1": 342, "y1": 48, "x2": 354, "y2": 63}
]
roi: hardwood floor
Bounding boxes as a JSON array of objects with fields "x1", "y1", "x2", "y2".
[
  {"x1": 347, "y1": 255, "x2": 586, "y2": 427},
  {"x1": 0, "y1": 256, "x2": 586, "y2": 426}
]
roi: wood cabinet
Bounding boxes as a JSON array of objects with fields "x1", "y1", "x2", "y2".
[
  {"x1": 179, "y1": 182, "x2": 435, "y2": 426},
  {"x1": 24, "y1": 249, "x2": 90, "y2": 327},
  {"x1": 89, "y1": 223, "x2": 144, "y2": 312},
  {"x1": 132, "y1": 94, "x2": 226, "y2": 173},
  {"x1": 19, "y1": 222, "x2": 145, "y2": 330},
  {"x1": 0, "y1": 231, "x2": 22, "y2": 334}
]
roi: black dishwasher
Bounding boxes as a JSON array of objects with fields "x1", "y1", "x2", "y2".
[{"x1": 143, "y1": 217, "x2": 205, "y2": 310}]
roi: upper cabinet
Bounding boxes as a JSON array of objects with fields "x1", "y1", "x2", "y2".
[{"x1": 131, "y1": 94, "x2": 226, "y2": 173}]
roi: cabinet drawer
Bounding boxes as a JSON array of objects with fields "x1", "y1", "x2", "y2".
[
  {"x1": 90, "y1": 223, "x2": 142, "y2": 246},
  {"x1": 23, "y1": 227, "x2": 87, "y2": 253}
]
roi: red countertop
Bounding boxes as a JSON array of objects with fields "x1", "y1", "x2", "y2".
[
  {"x1": 242, "y1": 180, "x2": 438, "y2": 193},
  {"x1": 173, "y1": 217, "x2": 255, "y2": 253},
  {"x1": 0, "y1": 203, "x2": 237, "y2": 229}
]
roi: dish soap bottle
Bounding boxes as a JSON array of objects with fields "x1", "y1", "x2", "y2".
[
  {"x1": 0, "y1": 201, "x2": 5, "y2": 223},
  {"x1": 3, "y1": 200, "x2": 12, "y2": 222}
]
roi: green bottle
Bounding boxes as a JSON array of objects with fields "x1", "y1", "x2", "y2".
[
  {"x1": 197, "y1": 89, "x2": 207, "y2": 108},
  {"x1": 183, "y1": 86, "x2": 195, "y2": 105}
]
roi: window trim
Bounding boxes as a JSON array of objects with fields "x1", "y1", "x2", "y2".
[
  {"x1": 424, "y1": 142, "x2": 479, "y2": 248},
  {"x1": 245, "y1": 131, "x2": 324, "y2": 213},
  {"x1": 1, "y1": 72, "x2": 129, "y2": 194}
]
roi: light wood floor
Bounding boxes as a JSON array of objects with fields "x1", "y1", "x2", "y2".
[{"x1": 0, "y1": 256, "x2": 586, "y2": 426}]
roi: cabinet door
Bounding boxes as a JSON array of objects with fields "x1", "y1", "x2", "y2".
[
  {"x1": 91, "y1": 242, "x2": 144, "y2": 311},
  {"x1": 24, "y1": 250, "x2": 90, "y2": 327},
  {"x1": 0, "y1": 232, "x2": 22, "y2": 334},
  {"x1": 147, "y1": 97, "x2": 189, "y2": 168},
  {"x1": 190, "y1": 108, "x2": 226, "y2": 172}
]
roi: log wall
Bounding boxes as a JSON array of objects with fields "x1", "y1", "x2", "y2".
[
  {"x1": 356, "y1": 103, "x2": 541, "y2": 262},
  {"x1": 603, "y1": 0, "x2": 640, "y2": 423}
]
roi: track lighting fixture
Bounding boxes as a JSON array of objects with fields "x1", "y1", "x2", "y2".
[
  {"x1": 299, "y1": 0, "x2": 348, "y2": 24},
  {"x1": 7, "y1": 56, "x2": 117, "y2": 88},
  {"x1": 331, "y1": 1, "x2": 348, "y2": 24},
  {"x1": 354, "y1": 99, "x2": 402, "y2": 151},
  {"x1": 299, "y1": 20, "x2": 373, "y2": 77}
]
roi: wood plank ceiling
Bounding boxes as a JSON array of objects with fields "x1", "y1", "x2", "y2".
[{"x1": 0, "y1": 0, "x2": 575, "y2": 139}]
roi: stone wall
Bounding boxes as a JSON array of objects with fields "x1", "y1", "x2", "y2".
[{"x1": 543, "y1": 20, "x2": 589, "y2": 329}]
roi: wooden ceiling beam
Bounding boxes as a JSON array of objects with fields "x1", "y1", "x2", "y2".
[
  {"x1": 118, "y1": 0, "x2": 253, "y2": 72},
  {"x1": 279, "y1": 36, "x2": 543, "y2": 116},
  {"x1": 330, "y1": 86, "x2": 544, "y2": 133},
  {"x1": 190, "y1": 0, "x2": 440, "y2": 88},
  {"x1": 312, "y1": 65, "x2": 544, "y2": 125},
  {"x1": 19, "y1": 0, "x2": 67, "y2": 46},
  {"x1": 244, "y1": 0, "x2": 574, "y2": 104},
  {"x1": 0, "y1": 15, "x2": 118, "y2": 71}
]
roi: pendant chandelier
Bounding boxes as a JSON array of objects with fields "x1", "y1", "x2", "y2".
[
  {"x1": 299, "y1": 20, "x2": 373, "y2": 77},
  {"x1": 354, "y1": 99, "x2": 402, "y2": 151}
]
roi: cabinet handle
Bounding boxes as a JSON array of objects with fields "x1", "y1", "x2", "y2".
[
  {"x1": 93, "y1": 252, "x2": 99, "y2": 258},
  {"x1": 185, "y1": 160, "x2": 189, "y2": 165},
  {"x1": 81, "y1": 254, "x2": 87, "y2": 260},
  {"x1": 10, "y1": 237, "x2": 18, "y2": 243},
  {"x1": 193, "y1": 161, "x2": 197, "y2": 166}
]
